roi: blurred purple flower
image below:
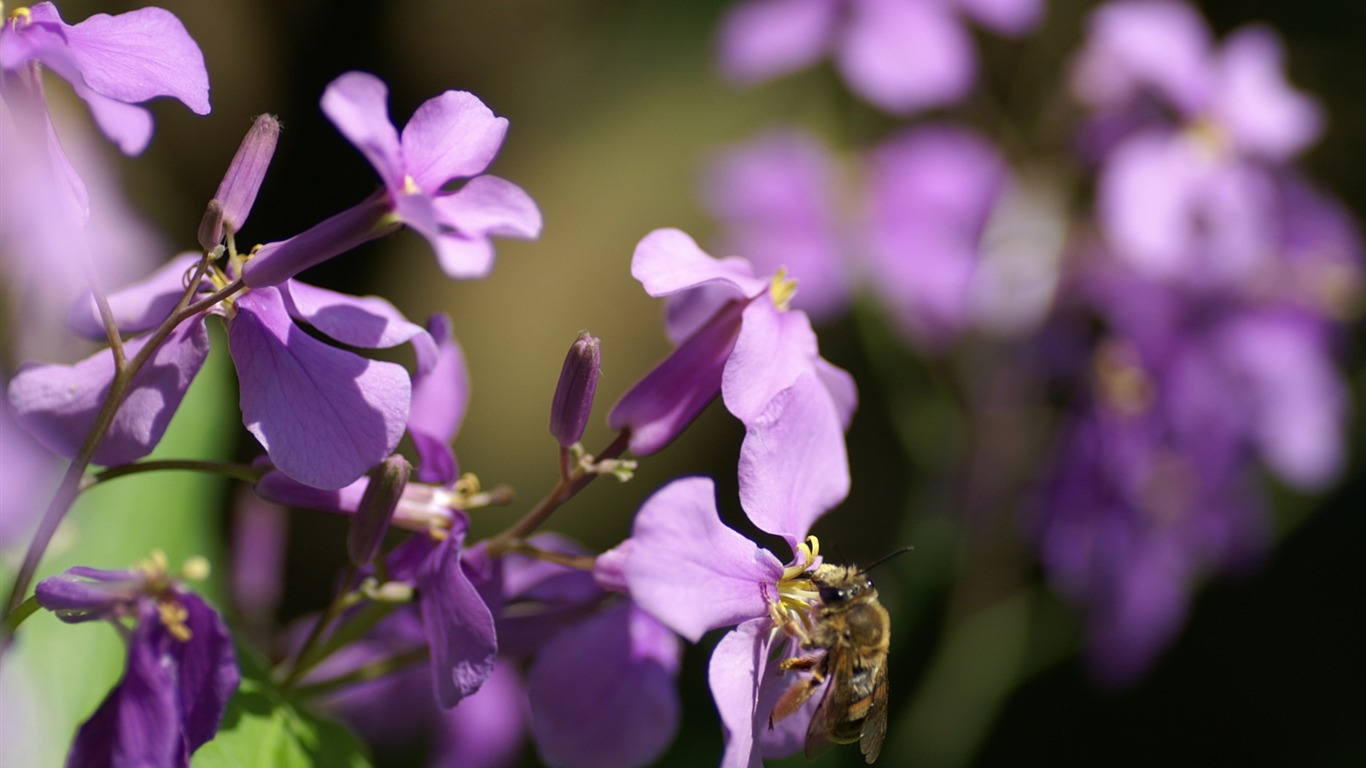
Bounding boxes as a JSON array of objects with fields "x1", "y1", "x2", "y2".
[
  {"x1": 245, "y1": 71, "x2": 540, "y2": 286},
  {"x1": 0, "y1": 2, "x2": 209, "y2": 155},
  {"x1": 702, "y1": 128, "x2": 849, "y2": 320},
  {"x1": 718, "y1": 0, "x2": 1043, "y2": 113},
  {"x1": 866, "y1": 124, "x2": 1011, "y2": 346},
  {"x1": 609, "y1": 229, "x2": 855, "y2": 519},
  {"x1": 35, "y1": 559, "x2": 238, "y2": 766},
  {"x1": 0, "y1": 393, "x2": 56, "y2": 549},
  {"x1": 617, "y1": 476, "x2": 835, "y2": 766},
  {"x1": 1072, "y1": 1, "x2": 1322, "y2": 284}
]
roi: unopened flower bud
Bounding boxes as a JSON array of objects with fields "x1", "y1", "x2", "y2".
[
  {"x1": 201, "y1": 113, "x2": 280, "y2": 249},
  {"x1": 348, "y1": 455, "x2": 411, "y2": 567},
  {"x1": 550, "y1": 331, "x2": 601, "y2": 447}
]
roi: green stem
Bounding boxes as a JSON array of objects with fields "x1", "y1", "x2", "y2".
[
  {"x1": 2, "y1": 596, "x2": 41, "y2": 637},
  {"x1": 292, "y1": 647, "x2": 429, "y2": 701},
  {"x1": 84, "y1": 459, "x2": 264, "y2": 490}
]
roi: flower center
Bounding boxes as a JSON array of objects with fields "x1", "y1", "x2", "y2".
[
  {"x1": 768, "y1": 536, "x2": 823, "y2": 641},
  {"x1": 6, "y1": 6, "x2": 32, "y2": 29},
  {"x1": 402, "y1": 174, "x2": 423, "y2": 195}
]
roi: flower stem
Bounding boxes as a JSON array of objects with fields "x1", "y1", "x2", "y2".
[
  {"x1": 83, "y1": 459, "x2": 264, "y2": 490},
  {"x1": 484, "y1": 430, "x2": 630, "y2": 558},
  {"x1": 292, "y1": 646, "x2": 429, "y2": 701}
]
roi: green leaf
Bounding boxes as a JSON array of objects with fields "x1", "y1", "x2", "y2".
[{"x1": 192, "y1": 652, "x2": 372, "y2": 768}]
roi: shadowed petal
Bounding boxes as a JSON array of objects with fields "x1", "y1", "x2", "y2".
[
  {"x1": 709, "y1": 619, "x2": 768, "y2": 768},
  {"x1": 409, "y1": 314, "x2": 469, "y2": 484},
  {"x1": 281, "y1": 280, "x2": 437, "y2": 372},
  {"x1": 527, "y1": 602, "x2": 681, "y2": 768},
  {"x1": 722, "y1": 300, "x2": 818, "y2": 424},
  {"x1": 228, "y1": 287, "x2": 409, "y2": 489},
  {"x1": 8, "y1": 317, "x2": 209, "y2": 465},
  {"x1": 168, "y1": 593, "x2": 239, "y2": 751},
  {"x1": 418, "y1": 535, "x2": 497, "y2": 708},
  {"x1": 69, "y1": 252, "x2": 205, "y2": 338}
]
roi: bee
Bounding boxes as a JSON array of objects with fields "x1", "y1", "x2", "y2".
[{"x1": 770, "y1": 561, "x2": 893, "y2": 764}]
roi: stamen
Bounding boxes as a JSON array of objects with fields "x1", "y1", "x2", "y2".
[
  {"x1": 402, "y1": 175, "x2": 423, "y2": 195},
  {"x1": 157, "y1": 600, "x2": 193, "y2": 642},
  {"x1": 768, "y1": 267, "x2": 798, "y2": 312}
]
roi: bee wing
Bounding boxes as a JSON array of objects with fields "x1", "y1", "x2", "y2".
[{"x1": 859, "y1": 670, "x2": 890, "y2": 764}]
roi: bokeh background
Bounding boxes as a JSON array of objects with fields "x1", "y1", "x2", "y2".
[{"x1": 6, "y1": 0, "x2": 1365, "y2": 765}]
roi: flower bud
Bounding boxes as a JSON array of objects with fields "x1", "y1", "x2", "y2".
[
  {"x1": 549, "y1": 331, "x2": 601, "y2": 447},
  {"x1": 348, "y1": 455, "x2": 411, "y2": 567},
  {"x1": 200, "y1": 113, "x2": 280, "y2": 249}
]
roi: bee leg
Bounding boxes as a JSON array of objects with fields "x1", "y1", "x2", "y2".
[{"x1": 769, "y1": 665, "x2": 825, "y2": 728}]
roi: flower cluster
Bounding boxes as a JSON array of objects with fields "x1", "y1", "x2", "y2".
[{"x1": 1, "y1": 0, "x2": 1358, "y2": 766}]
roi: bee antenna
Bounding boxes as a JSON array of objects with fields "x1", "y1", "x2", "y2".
[{"x1": 862, "y1": 546, "x2": 914, "y2": 573}]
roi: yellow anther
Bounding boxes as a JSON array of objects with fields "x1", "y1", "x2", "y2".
[
  {"x1": 768, "y1": 267, "x2": 798, "y2": 312},
  {"x1": 181, "y1": 556, "x2": 211, "y2": 582},
  {"x1": 157, "y1": 600, "x2": 193, "y2": 642},
  {"x1": 8, "y1": 7, "x2": 33, "y2": 28},
  {"x1": 402, "y1": 175, "x2": 423, "y2": 195},
  {"x1": 1185, "y1": 117, "x2": 1229, "y2": 163},
  {"x1": 1094, "y1": 339, "x2": 1152, "y2": 416}
]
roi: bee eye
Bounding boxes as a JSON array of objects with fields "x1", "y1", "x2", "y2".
[{"x1": 819, "y1": 586, "x2": 846, "y2": 603}]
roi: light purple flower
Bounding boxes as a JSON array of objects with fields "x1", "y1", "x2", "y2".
[
  {"x1": 617, "y1": 476, "x2": 834, "y2": 765},
  {"x1": 0, "y1": 2, "x2": 209, "y2": 155},
  {"x1": 608, "y1": 229, "x2": 855, "y2": 521},
  {"x1": 35, "y1": 559, "x2": 238, "y2": 766},
  {"x1": 244, "y1": 71, "x2": 540, "y2": 286},
  {"x1": 718, "y1": 0, "x2": 1043, "y2": 114},
  {"x1": 865, "y1": 124, "x2": 1011, "y2": 347},
  {"x1": 1071, "y1": 1, "x2": 1322, "y2": 284}
]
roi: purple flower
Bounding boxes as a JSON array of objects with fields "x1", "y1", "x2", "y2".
[
  {"x1": 35, "y1": 557, "x2": 238, "y2": 766},
  {"x1": 0, "y1": 2, "x2": 209, "y2": 155},
  {"x1": 718, "y1": 0, "x2": 1043, "y2": 114},
  {"x1": 608, "y1": 229, "x2": 855, "y2": 518},
  {"x1": 865, "y1": 124, "x2": 1012, "y2": 347},
  {"x1": 616, "y1": 476, "x2": 837, "y2": 765},
  {"x1": 10, "y1": 253, "x2": 434, "y2": 489},
  {"x1": 244, "y1": 71, "x2": 541, "y2": 286},
  {"x1": 1071, "y1": 1, "x2": 1323, "y2": 284}
]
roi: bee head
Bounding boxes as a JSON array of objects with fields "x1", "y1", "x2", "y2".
[{"x1": 814, "y1": 570, "x2": 874, "y2": 605}]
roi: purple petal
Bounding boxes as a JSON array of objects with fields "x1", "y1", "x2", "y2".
[
  {"x1": 47, "y1": 6, "x2": 209, "y2": 113},
  {"x1": 722, "y1": 300, "x2": 820, "y2": 425},
  {"x1": 608, "y1": 300, "x2": 744, "y2": 456},
  {"x1": 954, "y1": 0, "x2": 1044, "y2": 35},
  {"x1": 69, "y1": 252, "x2": 205, "y2": 338},
  {"x1": 0, "y1": 395, "x2": 58, "y2": 549},
  {"x1": 431, "y1": 660, "x2": 527, "y2": 768},
  {"x1": 1212, "y1": 25, "x2": 1322, "y2": 160},
  {"x1": 254, "y1": 470, "x2": 367, "y2": 516},
  {"x1": 814, "y1": 357, "x2": 858, "y2": 430},
  {"x1": 67, "y1": 605, "x2": 183, "y2": 768},
  {"x1": 708, "y1": 619, "x2": 768, "y2": 768},
  {"x1": 409, "y1": 314, "x2": 469, "y2": 484},
  {"x1": 321, "y1": 72, "x2": 405, "y2": 190},
  {"x1": 8, "y1": 317, "x2": 209, "y2": 465},
  {"x1": 717, "y1": 0, "x2": 836, "y2": 85},
  {"x1": 527, "y1": 601, "x2": 681, "y2": 768},
  {"x1": 703, "y1": 128, "x2": 850, "y2": 320},
  {"x1": 77, "y1": 87, "x2": 156, "y2": 156},
  {"x1": 623, "y1": 477, "x2": 784, "y2": 642},
  {"x1": 228, "y1": 287, "x2": 410, "y2": 489},
  {"x1": 168, "y1": 592, "x2": 239, "y2": 751},
  {"x1": 865, "y1": 125, "x2": 1007, "y2": 345},
  {"x1": 433, "y1": 175, "x2": 542, "y2": 240},
  {"x1": 281, "y1": 280, "x2": 437, "y2": 371},
  {"x1": 738, "y1": 373, "x2": 850, "y2": 547},
  {"x1": 631, "y1": 228, "x2": 767, "y2": 300},
  {"x1": 1069, "y1": 0, "x2": 1212, "y2": 116},
  {"x1": 1219, "y1": 311, "x2": 1344, "y2": 488},
  {"x1": 836, "y1": 0, "x2": 976, "y2": 113},
  {"x1": 418, "y1": 535, "x2": 498, "y2": 708},
  {"x1": 400, "y1": 90, "x2": 508, "y2": 190}
]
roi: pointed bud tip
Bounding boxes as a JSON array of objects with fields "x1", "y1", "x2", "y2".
[
  {"x1": 347, "y1": 455, "x2": 412, "y2": 566},
  {"x1": 550, "y1": 332, "x2": 602, "y2": 447},
  {"x1": 212, "y1": 113, "x2": 281, "y2": 240}
]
